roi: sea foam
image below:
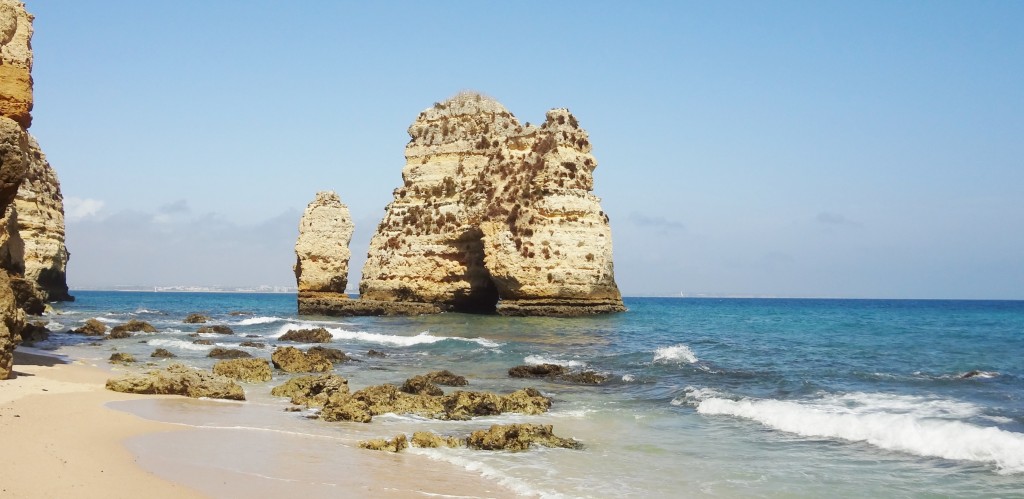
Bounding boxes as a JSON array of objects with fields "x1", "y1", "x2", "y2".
[
  {"x1": 690, "y1": 390, "x2": 1024, "y2": 474},
  {"x1": 653, "y1": 344, "x2": 698, "y2": 364},
  {"x1": 237, "y1": 316, "x2": 286, "y2": 326},
  {"x1": 270, "y1": 323, "x2": 500, "y2": 348},
  {"x1": 148, "y1": 338, "x2": 216, "y2": 352},
  {"x1": 524, "y1": 355, "x2": 587, "y2": 368}
]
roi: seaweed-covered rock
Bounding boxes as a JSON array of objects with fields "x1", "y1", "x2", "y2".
[
  {"x1": 108, "y1": 352, "x2": 136, "y2": 364},
  {"x1": 359, "y1": 434, "x2": 408, "y2": 453},
  {"x1": 423, "y1": 369, "x2": 468, "y2": 386},
  {"x1": 411, "y1": 431, "x2": 463, "y2": 449},
  {"x1": 318, "y1": 383, "x2": 551, "y2": 423},
  {"x1": 73, "y1": 318, "x2": 106, "y2": 336},
  {"x1": 319, "y1": 393, "x2": 372, "y2": 423},
  {"x1": 509, "y1": 363, "x2": 607, "y2": 384},
  {"x1": 150, "y1": 348, "x2": 176, "y2": 358},
  {"x1": 498, "y1": 387, "x2": 552, "y2": 415},
  {"x1": 509, "y1": 363, "x2": 565, "y2": 378},
  {"x1": 400, "y1": 375, "x2": 444, "y2": 396},
  {"x1": 366, "y1": 349, "x2": 387, "y2": 358},
  {"x1": 196, "y1": 325, "x2": 233, "y2": 335},
  {"x1": 192, "y1": 339, "x2": 214, "y2": 345},
  {"x1": 105, "y1": 363, "x2": 245, "y2": 400},
  {"x1": 207, "y1": 348, "x2": 251, "y2": 359},
  {"x1": 109, "y1": 320, "x2": 157, "y2": 338},
  {"x1": 307, "y1": 345, "x2": 350, "y2": 363},
  {"x1": 213, "y1": 358, "x2": 272, "y2": 383},
  {"x1": 271, "y1": 346, "x2": 333, "y2": 373},
  {"x1": 270, "y1": 374, "x2": 349, "y2": 407},
  {"x1": 466, "y1": 424, "x2": 581, "y2": 451},
  {"x1": 184, "y1": 313, "x2": 209, "y2": 324},
  {"x1": 278, "y1": 327, "x2": 332, "y2": 343},
  {"x1": 239, "y1": 341, "x2": 266, "y2": 348}
]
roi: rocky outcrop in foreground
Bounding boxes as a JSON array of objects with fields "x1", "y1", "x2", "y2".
[
  {"x1": 300, "y1": 93, "x2": 623, "y2": 317},
  {"x1": 105, "y1": 363, "x2": 246, "y2": 400},
  {"x1": 271, "y1": 371, "x2": 550, "y2": 423},
  {"x1": 360, "y1": 424, "x2": 581, "y2": 452}
]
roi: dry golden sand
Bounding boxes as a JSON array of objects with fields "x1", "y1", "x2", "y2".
[
  {"x1": 1, "y1": 349, "x2": 515, "y2": 498},
  {"x1": 0, "y1": 349, "x2": 204, "y2": 498}
]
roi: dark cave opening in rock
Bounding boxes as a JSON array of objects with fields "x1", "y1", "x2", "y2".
[{"x1": 450, "y1": 227, "x2": 499, "y2": 314}]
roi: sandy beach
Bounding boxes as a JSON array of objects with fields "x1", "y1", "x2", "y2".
[
  {"x1": 0, "y1": 348, "x2": 514, "y2": 498},
  {"x1": 0, "y1": 348, "x2": 204, "y2": 498}
]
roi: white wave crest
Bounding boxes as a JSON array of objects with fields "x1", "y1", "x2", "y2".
[
  {"x1": 94, "y1": 317, "x2": 120, "y2": 324},
  {"x1": 45, "y1": 321, "x2": 64, "y2": 330},
  {"x1": 269, "y1": 323, "x2": 500, "y2": 348},
  {"x1": 622, "y1": 374, "x2": 636, "y2": 382},
  {"x1": 524, "y1": 355, "x2": 587, "y2": 368},
  {"x1": 695, "y1": 392, "x2": 1024, "y2": 473},
  {"x1": 148, "y1": 338, "x2": 215, "y2": 351},
  {"x1": 237, "y1": 316, "x2": 285, "y2": 326},
  {"x1": 653, "y1": 344, "x2": 698, "y2": 364}
]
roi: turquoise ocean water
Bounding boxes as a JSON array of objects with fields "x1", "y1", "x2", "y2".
[{"x1": 40, "y1": 292, "x2": 1024, "y2": 497}]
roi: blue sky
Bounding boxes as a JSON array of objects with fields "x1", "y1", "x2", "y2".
[{"x1": 26, "y1": 1, "x2": 1024, "y2": 298}]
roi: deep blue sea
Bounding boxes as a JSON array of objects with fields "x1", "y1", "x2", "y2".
[{"x1": 40, "y1": 292, "x2": 1024, "y2": 497}]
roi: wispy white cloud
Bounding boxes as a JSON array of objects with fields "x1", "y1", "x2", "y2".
[{"x1": 63, "y1": 197, "x2": 105, "y2": 221}]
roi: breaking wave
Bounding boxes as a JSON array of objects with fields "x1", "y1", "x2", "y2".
[
  {"x1": 685, "y1": 389, "x2": 1024, "y2": 474},
  {"x1": 653, "y1": 344, "x2": 698, "y2": 364},
  {"x1": 148, "y1": 338, "x2": 216, "y2": 352},
  {"x1": 524, "y1": 355, "x2": 587, "y2": 368}
]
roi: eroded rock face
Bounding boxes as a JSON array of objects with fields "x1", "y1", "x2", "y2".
[
  {"x1": 357, "y1": 93, "x2": 623, "y2": 316},
  {"x1": 0, "y1": 269, "x2": 24, "y2": 378},
  {"x1": 270, "y1": 373, "x2": 349, "y2": 407},
  {"x1": 271, "y1": 346, "x2": 333, "y2": 373},
  {"x1": 295, "y1": 191, "x2": 354, "y2": 313},
  {"x1": 212, "y1": 358, "x2": 272, "y2": 383},
  {"x1": 1, "y1": 135, "x2": 71, "y2": 302},
  {"x1": 0, "y1": 0, "x2": 32, "y2": 129},
  {"x1": 105, "y1": 363, "x2": 246, "y2": 400}
]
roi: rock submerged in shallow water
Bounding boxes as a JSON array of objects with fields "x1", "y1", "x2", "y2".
[
  {"x1": 279, "y1": 327, "x2": 332, "y2": 343},
  {"x1": 401, "y1": 375, "x2": 444, "y2": 396},
  {"x1": 109, "y1": 352, "x2": 136, "y2": 364},
  {"x1": 73, "y1": 318, "x2": 106, "y2": 336},
  {"x1": 105, "y1": 363, "x2": 245, "y2": 400},
  {"x1": 213, "y1": 358, "x2": 272, "y2": 383},
  {"x1": 196, "y1": 325, "x2": 233, "y2": 335},
  {"x1": 307, "y1": 345, "x2": 350, "y2": 363},
  {"x1": 359, "y1": 434, "x2": 408, "y2": 453},
  {"x1": 150, "y1": 348, "x2": 176, "y2": 358},
  {"x1": 270, "y1": 374, "x2": 349, "y2": 407},
  {"x1": 193, "y1": 339, "x2": 214, "y2": 345},
  {"x1": 366, "y1": 349, "x2": 387, "y2": 358},
  {"x1": 109, "y1": 320, "x2": 157, "y2": 338},
  {"x1": 411, "y1": 431, "x2": 463, "y2": 449},
  {"x1": 466, "y1": 424, "x2": 582, "y2": 451},
  {"x1": 271, "y1": 346, "x2": 333, "y2": 373},
  {"x1": 239, "y1": 341, "x2": 265, "y2": 348},
  {"x1": 207, "y1": 348, "x2": 251, "y2": 359},
  {"x1": 184, "y1": 313, "x2": 209, "y2": 324},
  {"x1": 362, "y1": 427, "x2": 581, "y2": 452},
  {"x1": 508, "y1": 363, "x2": 608, "y2": 384}
]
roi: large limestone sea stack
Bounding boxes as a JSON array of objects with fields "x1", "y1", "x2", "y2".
[
  {"x1": 299, "y1": 92, "x2": 623, "y2": 317},
  {"x1": 0, "y1": 0, "x2": 72, "y2": 378}
]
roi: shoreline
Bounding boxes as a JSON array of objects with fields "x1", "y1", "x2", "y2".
[
  {"x1": 2, "y1": 347, "x2": 515, "y2": 498},
  {"x1": 0, "y1": 348, "x2": 205, "y2": 498}
]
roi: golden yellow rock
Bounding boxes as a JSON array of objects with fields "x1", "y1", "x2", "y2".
[
  {"x1": 357, "y1": 92, "x2": 624, "y2": 316},
  {"x1": 0, "y1": 0, "x2": 33, "y2": 128}
]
